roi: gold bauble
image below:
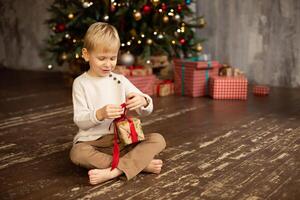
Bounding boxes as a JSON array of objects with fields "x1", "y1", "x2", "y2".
[
  {"x1": 151, "y1": 0, "x2": 160, "y2": 6},
  {"x1": 163, "y1": 15, "x2": 169, "y2": 23},
  {"x1": 68, "y1": 13, "x2": 74, "y2": 19},
  {"x1": 61, "y1": 52, "x2": 68, "y2": 60},
  {"x1": 146, "y1": 39, "x2": 153, "y2": 45},
  {"x1": 199, "y1": 17, "x2": 206, "y2": 27},
  {"x1": 133, "y1": 11, "x2": 142, "y2": 21},
  {"x1": 195, "y1": 43, "x2": 203, "y2": 52}
]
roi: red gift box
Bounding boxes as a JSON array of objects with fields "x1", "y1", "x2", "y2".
[
  {"x1": 154, "y1": 80, "x2": 174, "y2": 97},
  {"x1": 128, "y1": 66, "x2": 152, "y2": 76},
  {"x1": 209, "y1": 76, "x2": 248, "y2": 100},
  {"x1": 173, "y1": 58, "x2": 220, "y2": 97},
  {"x1": 127, "y1": 74, "x2": 157, "y2": 96},
  {"x1": 253, "y1": 85, "x2": 270, "y2": 96}
]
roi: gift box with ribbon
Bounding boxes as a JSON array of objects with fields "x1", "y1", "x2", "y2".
[
  {"x1": 111, "y1": 103, "x2": 145, "y2": 170},
  {"x1": 154, "y1": 80, "x2": 174, "y2": 97},
  {"x1": 128, "y1": 66, "x2": 153, "y2": 76},
  {"x1": 113, "y1": 65, "x2": 131, "y2": 76},
  {"x1": 127, "y1": 74, "x2": 157, "y2": 96},
  {"x1": 209, "y1": 76, "x2": 248, "y2": 100},
  {"x1": 253, "y1": 85, "x2": 270, "y2": 96},
  {"x1": 173, "y1": 58, "x2": 220, "y2": 97}
]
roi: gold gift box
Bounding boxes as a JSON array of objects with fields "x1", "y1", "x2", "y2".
[{"x1": 115, "y1": 118, "x2": 145, "y2": 145}]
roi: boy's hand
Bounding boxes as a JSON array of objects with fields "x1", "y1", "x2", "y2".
[
  {"x1": 96, "y1": 104, "x2": 123, "y2": 120},
  {"x1": 126, "y1": 93, "x2": 148, "y2": 110}
]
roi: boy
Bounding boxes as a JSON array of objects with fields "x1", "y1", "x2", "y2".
[{"x1": 70, "y1": 22, "x2": 166, "y2": 185}]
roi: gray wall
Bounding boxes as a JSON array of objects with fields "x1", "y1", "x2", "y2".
[
  {"x1": 0, "y1": 0, "x2": 299, "y2": 87},
  {"x1": 0, "y1": 0, "x2": 64, "y2": 71},
  {"x1": 196, "y1": 0, "x2": 300, "y2": 87}
]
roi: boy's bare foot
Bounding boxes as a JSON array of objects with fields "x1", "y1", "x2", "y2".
[
  {"x1": 88, "y1": 168, "x2": 122, "y2": 185},
  {"x1": 143, "y1": 159, "x2": 163, "y2": 174}
]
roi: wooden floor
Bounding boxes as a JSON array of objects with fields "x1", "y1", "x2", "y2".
[{"x1": 0, "y1": 69, "x2": 299, "y2": 200}]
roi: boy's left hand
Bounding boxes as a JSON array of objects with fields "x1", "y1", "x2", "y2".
[{"x1": 126, "y1": 92, "x2": 148, "y2": 110}]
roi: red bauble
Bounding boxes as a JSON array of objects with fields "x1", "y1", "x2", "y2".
[
  {"x1": 55, "y1": 23, "x2": 65, "y2": 32},
  {"x1": 142, "y1": 5, "x2": 152, "y2": 14},
  {"x1": 179, "y1": 38, "x2": 186, "y2": 45},
  {"x1": 161, "y1": 3, "x2": 167, "y2": 12},
  {"x1": 177, "y1": 4, "x2": 182, "y2": 13}
]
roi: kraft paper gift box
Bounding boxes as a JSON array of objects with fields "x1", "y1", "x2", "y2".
[
  {"x1": 128, "y1": 66, "x2": 153, "y2": 76},
  {"x1": 115, "y1": 118, "x2": 145, "y2": 145},
  {"x1": 209, "y1": 76, "x2": 248, "y2": 100},
  {"x1": 154, "y1": 80, "x2": 174, "y2": 97},
  {"x1": 253, "y1": 85, "x2": 270, "y2": 96},
  {"x1": 127, "y1": 74, "x2": 157, "y2": 96},
  {"x1": 173, "y1": 58, "x2": 220, "y2": 97}
]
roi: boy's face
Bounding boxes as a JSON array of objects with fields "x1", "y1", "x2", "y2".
[{"x1": 82, "y1": 48, "x2": 118, "y2": 77}]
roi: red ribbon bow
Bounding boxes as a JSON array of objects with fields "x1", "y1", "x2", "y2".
[{"x1": 111, "y1": 103, "x2": 139, "y2": 170}]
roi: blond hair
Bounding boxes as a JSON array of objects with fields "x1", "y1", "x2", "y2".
[{"x1": 83, "y1": 22, "x2": 120, "y2": 53}]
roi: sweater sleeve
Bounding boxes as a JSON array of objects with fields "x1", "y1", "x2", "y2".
[
  {"x1": 72, "y1": 79, "x2": 103, "y2": 130},
  {"x1": 122, "y1": 75, "x2": 153, "y2": 116}
]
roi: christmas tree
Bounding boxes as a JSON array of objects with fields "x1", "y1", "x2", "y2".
[{"x1": 45, "y1": 0, "x2": 205, "y2": 73}]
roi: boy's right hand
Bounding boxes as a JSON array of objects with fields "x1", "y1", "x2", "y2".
[{"x1": 96, "y1": 104, "x2": 123, "y2": 120}]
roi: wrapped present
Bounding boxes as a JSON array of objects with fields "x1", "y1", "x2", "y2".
[
  {"x1": 128, "y1": 66, "x2": 153, "y2": 76},
  {"x1": 154, "y1": 80, "x2": 174, "y2": 97},
  {"x1": 116, "y1": 117, "x2": 145, "y2": 145},
  {"x1": 113, "y1": 65, "x2": 131, "y2": 76},
  {"x1": 209, "y1": 76, "x2": 248, "y2": 100},
  {"x1": 253, "y1": 85, "x2": 270, "y2": 96},
  {"x1": 219, "y1": 64, "x2": 244, "y2": 77},
  {"x1": 173, "y1": 58, "x2": 220, "y2": 97},
  {"x1": 111, "y1": 103, "x2": 145, "y2": 170},
  {"x1": 127, "y1": 74, "x2": 157, "y2": 95}
]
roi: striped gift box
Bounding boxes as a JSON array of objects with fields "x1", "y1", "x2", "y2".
[
  {"x1": 253, "y1": 85, "x2": 270, "y2": 96},
  {"x1": 173, "y1": 58, "x2": 220, "y2": 97},
  {"x1": 126, "y1": 74, "x2": 157, "y2": 96},
  {"x1": 209, "y1": 76, "x2": 248, "y2": 100}
]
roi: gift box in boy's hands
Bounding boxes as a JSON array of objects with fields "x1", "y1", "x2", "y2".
[
  {"x1": 209, "y1": 76, "x2": 248, "y2": 100},
  {"x1": 253, "y1": 85, "x2": 270, "y2": 96},
  {"x1": 173, "y1": 58, "x2": 220, "y2": 97},
  {"x1": 127, "y1": 74, "x2": 157, "y2": 96},
  {"x1": 154, "y1": 80, "x2": 174, "y2": 97},
  {"x1": 115, "y1": 118, "x2": 145, "y2": 145}
]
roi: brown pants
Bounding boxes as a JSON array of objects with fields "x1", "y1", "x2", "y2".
[{"x1": 69, "y1": 133, "x2": 166, "y2": 180}]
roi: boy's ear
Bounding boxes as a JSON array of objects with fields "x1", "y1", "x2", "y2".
[{"x1": 82, "y1": 48, "x2": 89, "y2": 62}]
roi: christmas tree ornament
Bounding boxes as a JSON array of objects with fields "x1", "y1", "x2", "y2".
[
  {"x1": 174, "y1": 14, "x2": 181, "y2": 20},
  {"x1": 179, "y1": 38, "x2": 186, "y2": 45},
  {"x1": 161, "y1": 3, "x2": 167, "y2": 11},
  {"x1": 146, "y1": 39, "x2": 153, "y2": 45},
  {"x1": 120, "y1": 52, "x2": 135, "y2": 66},
  {"x1": 61, "y1": 52, "x2": 68, "y2": 60},
  {"x1": 103, "y1": 15, "x2": 109, "y2": 21},
  {"x1": 83, "y1": 2, "x2": 93, "y2": 8},
  {"x1": 68, "y1": 13, "x2": 74, "y2": 19},
  {"x1": 65, "y1": 33, "x2": 70, "y2": 39},
  {"x1": 185, "y1": 0, "x2": 192, "y2": 5},
  {"x1": 151, "y1": 0, "x2": 160, "y2": 6},
  {"x1": 55, "y1": 23, "x2": 65, "y2": 32},
  {"x1": 199, "y1": 17, "x2": 206, "y2": 27},
  {"x1": 142, "y1": 5, "x2": 152, "y2": 14},
  {"x1": 195, "y1": 43, "x2": 203, "y2": 52},
  {"x1": 133, "y1": 11, "x2": 142, "y2": 21},
  {"x1": 177, "y1": 4, "x2": 182, "y2": 13},
  {"x1": 157, "y1": 34, "x2": 164, "y2": 39},
  {"x1": 163, "y1": 15, "x2": 169, "y2": 23}
]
